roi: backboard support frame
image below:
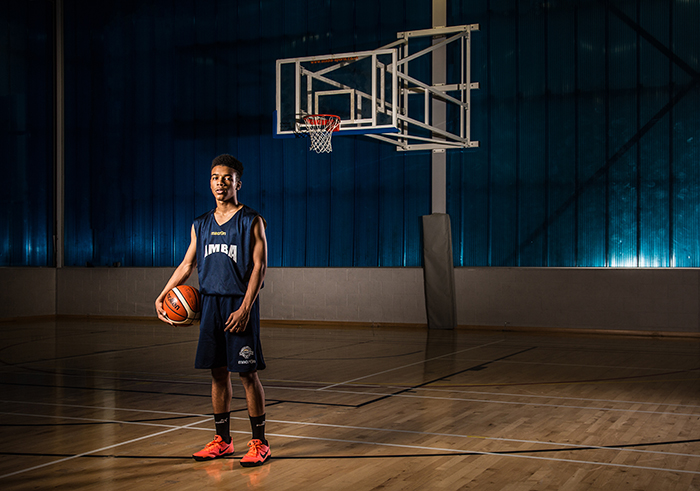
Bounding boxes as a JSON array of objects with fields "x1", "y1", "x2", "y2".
[{"x1": 275, "y1": 24, "x2": 480, "y2": 152}]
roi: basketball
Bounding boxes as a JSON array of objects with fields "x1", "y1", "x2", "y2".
[{"x1": 163, "y1": 285, "x2": 201, "y2": 325}]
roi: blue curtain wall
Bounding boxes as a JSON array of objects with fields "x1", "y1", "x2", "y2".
[
  {"x1": 63, "y1": 0, "x2": 433, "y2": 267},
  {"x1": 447, "y1": 0, "x2": 700, "y2": 267},
  {"x1": 10, "y1": 0, "x2": 698, "y2": 268},
  {"x1": 0, "y1": 1, "x2": 55, "y2": 267}
]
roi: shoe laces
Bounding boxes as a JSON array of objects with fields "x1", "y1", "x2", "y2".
[
  {"x1": 207, "y1": 436, "x2": 225, "y2": 448},
  {"x1": 246, "y1": 439, "x2": 264, "y2": 455}
]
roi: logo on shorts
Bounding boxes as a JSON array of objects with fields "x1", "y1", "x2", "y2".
[{"x1": 239, "y1": 346, "x2": 254, "y2": 360}]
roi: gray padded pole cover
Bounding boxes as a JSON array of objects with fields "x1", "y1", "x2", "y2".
[{"x1": 421, "y1": 213, "x2": 457, "y2": 329}]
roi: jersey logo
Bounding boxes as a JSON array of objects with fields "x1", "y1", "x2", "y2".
[
  {"x1": 204, "y1": 243, "x2": 237, "y2": 262},
  {"x1": 211, "y1": 231, "x2": 226, "y2": 236}
]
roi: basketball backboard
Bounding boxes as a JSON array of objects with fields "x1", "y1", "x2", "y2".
[
  {"x1": 275, "y1": 48, "x2": 400, "y2": 137},
  {"x1": 275, "y1": 24, "x2": 480, "y2": 151}
]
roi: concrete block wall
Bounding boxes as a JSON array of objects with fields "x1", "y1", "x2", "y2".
[
  {"x1": 55, "y1": 268, "x2": 199, "y2": 318},
  {"x1": 51, "y1": 267, "x2": 426, "y2": 325},
  {"x1": 0, "y1": 268, "x2": 56, "y2": 319},
  {"x1": 455, "y1": 268, "x2": 700, "y2": 334},
  {"x1": 259, "y1": 268, "x2": 426, "y2": 325},
  {"x1": 1, "y1": 267, "x2": 699, "y2": 336}
]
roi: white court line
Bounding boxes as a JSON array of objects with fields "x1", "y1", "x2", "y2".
[
  {"x1": 317, "y1": 339, "x2": 505, "y2": 391},
  {"x1": 2, "y1": 402, "x2": 699, "y2": 477},
  {"x1": 265, "y1": 385, "x2": 700, "y2": 418},
  {"x1": 265, "y1": 418, "x2": 700, "y2": 459},
  {"x1": 414, "y1": 387, "x2": 700, "y2": 409},
  {"x1": 261, "y1": 431, "x2": 700, "y2": 475},
  {"x1": 4, "y1": 401, "x2": 697, "y2": 458},
  {"x1": 0, "y1": 411, "x2": 214, "y2": 432},
  {"x1": 2, "y1": 410, "x2": 698, "y2": 478},
  {"x1": 0, "y1": 400, "x2": 210, "y2": 418},
  {"x1": 0, "y1": 417, "x2": 210, "y2": 480},
  {"x1": 6, "y1": 398, "x2": 700, "y2": 457},
  {"x1": 263, "y1": 379, "x2": 700, "y2": 408},
  {"x1": 496, "y1": 358, "x2": 700, "y2": 372}
]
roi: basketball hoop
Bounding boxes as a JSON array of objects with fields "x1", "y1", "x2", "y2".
[{"x1": 301, "y1": 114, "x2": 341, "y2": 153}]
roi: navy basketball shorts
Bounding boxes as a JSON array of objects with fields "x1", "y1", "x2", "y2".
[{"x1": 195, "y1": 294, "x2": 266, "y2": 373}]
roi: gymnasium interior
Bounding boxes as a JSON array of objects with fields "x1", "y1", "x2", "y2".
[{"x1": 1, "y1": 0, "x2": 699, "y2": 489}]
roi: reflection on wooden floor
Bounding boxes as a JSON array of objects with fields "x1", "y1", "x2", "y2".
[{"x1": 0, "y1": 319, "x2": 698, "y2": 490}]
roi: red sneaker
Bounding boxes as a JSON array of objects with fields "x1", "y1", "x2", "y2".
[
  {"x1": 192, "y1": 435, "x2": 234, "y2": 461},
  {"x1": 240, "y1": 439, "x2": 271, "y2": 467}
]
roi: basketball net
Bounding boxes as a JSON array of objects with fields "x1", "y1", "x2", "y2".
[{"x1": 303, "y1": 114, "x2": 341, "y2": 153}]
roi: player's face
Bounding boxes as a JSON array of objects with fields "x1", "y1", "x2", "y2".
[{"x1": 210, "y1": 165, "x2": 240, "y2": 202}]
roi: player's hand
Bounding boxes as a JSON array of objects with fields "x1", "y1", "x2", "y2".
[
  {"x1": 155, "y1": 298, "x2": 174, "y2": 326},
  {"x1": 225, "y1": 307, "x2": 250, "y2": 333}
]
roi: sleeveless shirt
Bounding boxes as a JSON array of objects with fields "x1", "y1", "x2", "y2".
[{"x1": 193, "y1": 205, "x2": 262, "y2": 296}]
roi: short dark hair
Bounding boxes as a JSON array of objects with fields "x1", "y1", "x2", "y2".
[{"x1": 211, "y1": 154, "x2": 244, "y2": 178}]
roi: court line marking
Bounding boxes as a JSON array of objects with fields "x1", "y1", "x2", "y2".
[
  {"x1": 1, "y1": 354, "x2": 687, "y2": 378},
  {"x1": 270, "y1": 383, "x2": 700, "y2": 410},
  {"x1": 497, "y1": 358, "x2": 700, "y2": 371},
  {"x1": 261, "y1": 431, "x2": 700, "y2": 475},
  {"x1": 0, "y1": 411, "x2": 213, "y2": 431},
  {"x1": 4, "y1": 364, "x2": 699, "y2": 416},
  {"x1": 317, "y1": 339, "x2": 506, "y2": 391},
  {"x1": 0, "y1": 400, "x2": 209, "y2": 417},
  {"x1": 0, "y1": 417, "x2": 210, "y2": 480},
  {"x1": 0, "y1": 338, "x2": 197, "y2": 368},
  {"x1": 358, "y1": 346, "x2": 539, "y2": 408},
  {"x1": 5, "y1": 370, "x2": 698, "y2": 411},
  {"x1": 262, "y1": 419, "x2": 700, "y2": 458},
  {"x1": 2, "y1": 402, "x2": 698, "y2": 461},
  {"x1": 2, "y1": 409, "x2": 696, "y2": 478},
  {"x1": 412, "y1": 387, "x2": 700, "y2": 409},
  {"x1": 266, "y1": 385, "x2": 700, "y2": 417}
]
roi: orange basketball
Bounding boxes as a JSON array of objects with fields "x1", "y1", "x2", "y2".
[{"x1": 163, "y1": 285, "x2": 201, "y2": 325}]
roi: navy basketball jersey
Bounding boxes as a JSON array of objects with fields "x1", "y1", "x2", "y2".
[{"x1": 193, "y1": 205, "x2": 263, "y2": 296}]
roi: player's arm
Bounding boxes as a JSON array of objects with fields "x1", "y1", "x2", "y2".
[
  {"x1": 155, "y1": 224, "x2": 198, "y2": 324},
  {"x1": 225, "y1": 216, "x2": 267, "y2": 333}
]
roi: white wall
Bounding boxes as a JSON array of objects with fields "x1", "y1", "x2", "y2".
[{"x1": 1, "y1": 267, "x2": 698, "y2": 336}]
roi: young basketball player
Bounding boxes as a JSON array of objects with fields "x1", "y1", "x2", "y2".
[{"x1": 155, "y1": 154, "x2": 270, "y2": 467}]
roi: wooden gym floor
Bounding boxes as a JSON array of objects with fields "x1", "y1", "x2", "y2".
[{"x1": 0, "y1": 319, "x2": 698, "y2": 490}]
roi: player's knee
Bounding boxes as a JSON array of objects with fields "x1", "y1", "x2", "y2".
[
  {"x1": 239, "y1": 370, "x2": 258, "y2": 386},
  {"x1": 211, "y1": 366, "x2": 230, "y2": 382}
]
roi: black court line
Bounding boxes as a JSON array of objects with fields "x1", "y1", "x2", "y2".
[
  {"x1": 266, "y1": 339, "x2": 374, "y2": 361},
  {"x1": 2, "y1": 363, "x2": 697, "y2": 412},
  {"x1": 276, "y1": 350, "x2": 424, "y2": 361},
  {"x1": 0, "y1": 380, "x2": 357, "y2": 408},
  {"x1": 0, "y1": 401, "x2": 286, "y2": 430},
  {"x1": 0, "y1": 381, "x2": 211, "y2": 400},
  {"x1": 355, "y1": 347, "x2": 538, "y2": 408},
  {"x1": 0, "y1": 415, "x2": 202, "y2": 426},
  {"x1": 230, "y1": 400, "x2": 287, "y2": 413},
  {"x1": 2, "y1": 438, "x2": 698, "y2": 461},
  {"x1": 427, "y1": 366, "x2": 700, "y2": 388},
  {"x1": 0, "y1": 339, "x2": 198, "y2": 369},
  {"x1": 0, "y1": 332, "x2": 415, "y2": 371},
  {"x1": 0, "y1": 402, "x2": 281, "y2": 425}
]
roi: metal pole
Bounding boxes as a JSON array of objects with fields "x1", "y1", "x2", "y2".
[
  {"x1": 55, "y1": 0, "x2": 64, "y2": 268},
  {"x1": 431, "y1": 0, "x2": 447, "y2": 214},
  {"x1": 421, "y1": 0, "x2": 456, "y2": 330}
]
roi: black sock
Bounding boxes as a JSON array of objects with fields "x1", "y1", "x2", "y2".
[
  {"x1": 250, "y1": 413, "x2": 266, "y2": 444},
  {"x1": 214, "y1": 412, "x2": 231, "y2": 444}
]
